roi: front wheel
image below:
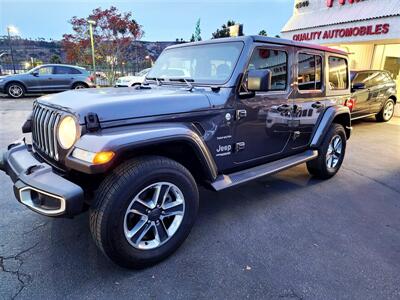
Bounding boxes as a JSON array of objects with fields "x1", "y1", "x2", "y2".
[
  {"x1": 6, "y1": 83, "x2": 25, "y2": 98},
  {"x1": 307, "y1": 123, "x2": 347, "y2": 179},
  {"x1": 72, "y1": 82, "x2": 88, "y2": 90},
  {"x1": 376, "y1": 98, "x2": 395, "y2": 122},
  {"x1": 90, "y1": 156, "x2": 199, "y2": 269}
]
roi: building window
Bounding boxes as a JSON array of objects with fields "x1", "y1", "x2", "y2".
[
  {"x1": 247, "y1": 48, "x2": 288, "y2": 91},
  {"x1": 298, "y1": 53, "x2": 322, "y2": 91},
  {"x1": 328, "y1": 56, "x2": 348, "y2": 90}
]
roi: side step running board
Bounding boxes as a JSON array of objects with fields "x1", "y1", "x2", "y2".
[{"x1": 211, "y1": 150, "x2": 318, "y2": 191}]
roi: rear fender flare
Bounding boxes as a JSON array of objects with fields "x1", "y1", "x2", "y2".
[{"x1": 310, "y1": 106, "x2": 351, "y2": 148}]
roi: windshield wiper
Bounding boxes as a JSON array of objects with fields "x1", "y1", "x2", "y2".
[{"x1": 168, "y1": 78, "x2": 195, "y2": 91}]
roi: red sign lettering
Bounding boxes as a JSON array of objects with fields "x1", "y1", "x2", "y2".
[
  {"x1": 292, "y1": 24, "x2": 390, "y2": 42},
  {"x1": 327, "y1": 0, "x2": 364, "y2": 7}
]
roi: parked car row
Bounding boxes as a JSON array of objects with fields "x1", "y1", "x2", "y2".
[{"x1": 0, "y1": 63, "x2": 397, "y2": 123}]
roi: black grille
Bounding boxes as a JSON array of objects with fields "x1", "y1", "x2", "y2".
[{"x1": 32, "y1": 103, "x2": 61, "y2": 160}]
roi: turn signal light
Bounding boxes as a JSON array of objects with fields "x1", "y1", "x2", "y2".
[
  {"x1": 93, "y1": 151, "x2": 115, "y2": 165},
  {"x1": 345, "y1": 98, "x2": 355, "y2": 112}
]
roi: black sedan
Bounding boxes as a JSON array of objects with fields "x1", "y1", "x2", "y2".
[{"x1": 346, "y1": 70, "x2": 397, "y2": 122}]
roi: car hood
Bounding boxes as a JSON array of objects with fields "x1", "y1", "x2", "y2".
[
  {"x1": 36, "y1": 86, "x2": 212, "y2": 124},
  {"x1": 2, "y1": 73, "x2": 28, "y2": 79}
]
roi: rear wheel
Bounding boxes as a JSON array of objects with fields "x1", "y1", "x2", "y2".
[
  {"x1": 376, "y1": 98, "x2": 395, "y2": 122},
  {"x1": 90, "y1": 156, "x2": 199, "y2": 269},
  {"x1": 6, "y1": 83, "x2": 25, "y2": 98},
  {"x1": 307, "y1": 123, "x2": 346, "y2": 179}
]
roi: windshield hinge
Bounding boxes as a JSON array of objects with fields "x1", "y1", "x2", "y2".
[{"x1": 85, "y1": 112, "x2": 101, "y2": 132}]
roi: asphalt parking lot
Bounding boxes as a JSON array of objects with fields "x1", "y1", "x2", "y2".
[{"x1": 1, "y1": 95, "x2": 400, "y2": 299}]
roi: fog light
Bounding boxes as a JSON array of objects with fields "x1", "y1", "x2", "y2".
[{"x1": 72, "y1": 148, "x2": 115, "y2": 165}]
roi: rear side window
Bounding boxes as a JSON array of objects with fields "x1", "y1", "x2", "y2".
[
  {"x1": 247, "y1": 48, "x2": 288, "y2": 91},
  {"x1": 54, "y1": 66, "x2": 82, "y2": 74},
  {"x1": 298, "y1": 53, "x2": 322, "y2": 91},
  {"x1": 70, "y1": 68, "x2": 82, "y2": 74},
  {"x1": 371, "y1": 72, "x2": 388, "y2": 85},
  {"x1": 54, "y1": 66, "x2": 71, "y2": 74},
  {"x1": 328, "y1": 57, "x2": 348, "y2": 90}
]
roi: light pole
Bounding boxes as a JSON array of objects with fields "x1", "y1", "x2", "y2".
[
  {"x1": 88, "y1": 19, "x2": 97, "y2": 86},
  {"x1": 7, "y1": 25, "x2": 18, "y2": 74}
]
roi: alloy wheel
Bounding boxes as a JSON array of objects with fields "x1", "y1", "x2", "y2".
[
  {"x1": 383, "y1": 101, "x2": 394, "y2": 121},
  {"x1": 326, "y1": 135, "x2": 343, "y2": 170},
  {"x1": 8, "y1": 84, "x2": 23, "y2": 98},
  {"x1": 123, "y1": 182, "x2": 185, "y2": 250},
  {"x1": 74, "y1": 84, "x2": 86, "y2": 89}
]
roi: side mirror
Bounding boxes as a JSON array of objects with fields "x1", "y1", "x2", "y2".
[
  {"x1": 247, "y1": 69, "x2": 272, "y2": 92},
  {"x1": 352, "y1": 82, "x2": 365, "y2": 90},
  {"x1": 32, "y1": 71, "x2": 39, "y2": 77}
]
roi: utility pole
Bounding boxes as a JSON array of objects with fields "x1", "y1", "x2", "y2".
[
  {"x1": 88, "y1": 19, "x2": 97, "y2": 86},
  {"x1": 7, "y1": 25, "x2": 18, "y2": 74}
]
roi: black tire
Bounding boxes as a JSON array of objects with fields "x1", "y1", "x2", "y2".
[
  {"x1": 307, "y1": 123, "x2": 346, "y2": 179},
  {"x1": 130, "y1": 83, "x2": 141, "y2": 87},
  {"x1": 6, "y1": 82, "x2": 25, "y2": 98},
  {"x1": 72, "y1": 82, "x2": 88, "y2": 90},
  {"x1": 90, "y1": 156, "x2": 199, "y2": 269},
  {"x1": 376, "y1": 98, "x2": 395, "y2": 122}
]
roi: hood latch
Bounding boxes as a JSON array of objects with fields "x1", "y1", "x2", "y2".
[{"x1": 85, "y1": 112, "x2": 101, "y2": 132}]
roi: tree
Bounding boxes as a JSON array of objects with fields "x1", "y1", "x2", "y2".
[
  {"x1": 212, "y1": 20, "x2": 237, "y2": 39},
  {"x1": 190, "y1": 34, "x2": 195, "y2": 42},
  {"x1": 49, "y1": 54, "x2": 62, "y2": 64},
  {"x1": 62, "y1": 6, "x2": 143, "y2": 85},
  {"x1": 194, "y1": 19, "x2": 202, "y2": 41},
  {"x1": 258, "y1": 30, "x2": 267, "y2": 36},
  {"x1": 275, "y1": 34, "x2": 281, "y2": 38}
]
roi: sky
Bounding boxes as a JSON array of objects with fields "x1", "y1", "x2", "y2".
[{"x1": 0, "y1": 0, "x2": 294, "y2": 41}]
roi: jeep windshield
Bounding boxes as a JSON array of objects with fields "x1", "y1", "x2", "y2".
[{"x1": 146, "y1": 41, "x2": 244, "y2": 85}]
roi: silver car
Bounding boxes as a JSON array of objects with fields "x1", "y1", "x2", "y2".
[{"x1": 0, "y1": 64, "x2": 95, "y2": 98}]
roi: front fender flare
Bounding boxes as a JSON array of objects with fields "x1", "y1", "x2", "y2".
[{"x1": 66, "y1": 122, "x2": 218, "y2": 180}]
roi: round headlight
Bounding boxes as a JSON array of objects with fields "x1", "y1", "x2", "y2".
[{"x1": 57, "y1": 116, "x2": 78, "y2": 149}]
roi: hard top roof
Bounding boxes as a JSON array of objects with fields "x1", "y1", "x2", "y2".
[{"x1": 166, "y1": 35, "x2": 348, "y2": 56}]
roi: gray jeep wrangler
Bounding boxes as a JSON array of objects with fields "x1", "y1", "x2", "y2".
[{"x1": 0, "y1": 36, "x2": 352, "y2": 268}]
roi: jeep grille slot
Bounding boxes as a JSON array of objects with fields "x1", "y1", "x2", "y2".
[{"x1": 32, "y1": 103, "x2": 61, "y2": 160}]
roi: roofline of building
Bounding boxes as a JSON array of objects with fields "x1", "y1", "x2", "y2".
[{"x1": 281, "y1": 13, "x2": 400, "y2": 33}]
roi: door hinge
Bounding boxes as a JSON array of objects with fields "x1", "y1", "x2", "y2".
[
  {"x1": 236, "y1": 109, "x2": 247, "y2": 120},
  {"x1": 235, "y1": 142, "x2": 246, "y2": 152}
]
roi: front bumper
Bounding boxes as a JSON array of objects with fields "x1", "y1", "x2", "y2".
[{"x1": 0, "y1": 142, "x2": 84, "y2": 217}]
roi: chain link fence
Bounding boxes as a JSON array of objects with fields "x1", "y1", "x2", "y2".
[{"x1": 0, "y1": 61, "x2": 152, "y2": 86}]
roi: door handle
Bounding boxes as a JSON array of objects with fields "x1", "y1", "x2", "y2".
[{"x1": 311, "y1": 101, "x2": 323, "y2": 109}]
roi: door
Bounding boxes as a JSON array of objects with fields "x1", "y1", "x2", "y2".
[
  {"x1": 35, "y1": 66, "x2": 54, "y2": 91},
  {"x1": 351, "y1": 71, "x2": 373, "y2": 118},
  {"x1": 289, "y1": 51, "x2": 326, "y2": 150},
  {"x1": 368, "y1": 71, "x2": 389, "y2": 113},
  {"x1": 52, "y1": 66, "x2": 75, "y2": 90},
  {"x1": 233, "y1": 45, "x2": 293, "y2": 166}
]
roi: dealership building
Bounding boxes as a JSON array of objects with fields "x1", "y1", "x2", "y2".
[{"x1": 281, "y1": 0, "x2": 400, "y2": 97}]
